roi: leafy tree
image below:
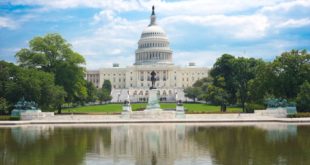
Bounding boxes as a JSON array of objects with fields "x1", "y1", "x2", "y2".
[
  {"x1": 97, "y1": 89, "x2": 112, "y2": 104},
  {"x1": 0, "y1": 61, "x2": 66, "y2": 112},
  {"x1": 0, "y1": 97, "x2": 9, "y2": 115},
  {"x1": 184, "y1": 87, "x2": 202, "y2": 102},
  {"x1": 102, "y1": 80, "x2": 112, "y2": 94},
  {"x1": 15, "y1": 33, "x2": 87, "y2": 104},
  {"x1": 247, "y1": 62, "x2": 274, "y2": 104},
  {"x1": 97, "y1": 80, "x2": 112, "y2": 104},
  {"x1": 205, "y1": 84, "x2": 229, "y2": 112},
  {"x1": 296, "y1": 81, "x2": 310, "y2": 112},
  {"x1": 270, "y1": 49, "x2": 310, "y2": 99},
  {"x1": 210, "y1": 54, "x2": 237, "y2": 104},
  {"x1": 86, "y1": 81, "x2": 98, "y2": 103},
  {"x1": 233, "y1": 57, "x2": 264, "y2": 112}
]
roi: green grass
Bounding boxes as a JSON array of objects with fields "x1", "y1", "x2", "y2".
[
  {"x1": 0, "y1": 116, "x2": 20, "y2": 121},
  {"x1": 0, "y1": 116, "x2": 11, "y2": 120},
  {"x1": 62, "y1": 103, "x2": 242, "y2": 114}
]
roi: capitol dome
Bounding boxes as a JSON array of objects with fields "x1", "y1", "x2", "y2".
[{"x1": 134, "y1": 6, "x2": 173, "y2": 65}]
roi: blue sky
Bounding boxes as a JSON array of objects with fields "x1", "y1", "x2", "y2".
[{"x1": 1, "y1": 0, "x2": 310, "y2": 69}]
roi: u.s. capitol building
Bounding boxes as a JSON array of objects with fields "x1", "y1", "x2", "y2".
[{"x1": 86, "y1": 6, "x2": 209, "y2": 102}]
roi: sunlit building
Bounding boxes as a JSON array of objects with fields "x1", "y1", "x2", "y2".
[{"x1": 86, "y1": 6, "x2": 209, "y2": 102}]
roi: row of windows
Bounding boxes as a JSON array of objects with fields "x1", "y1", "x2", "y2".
[
  {"x1": 138, "y1": 42, "x2": 168, "y2": 48},
  {"x1": 113, "y1": 78, "x2": 126, "y2": 82},
  {"x1": 182, "y1": 72, "x2": 205, "y2": 76},
  {"x1": 103, "y1": 73, "x2": 126, "y2": 76},
  {"x1": 99, "y1": 72, "x2": 206, "y2": 78},
  {"x1": 88, "y1": 74, "x2": 99, "y2": 78},
  {"x1": 141, "y1": 32, "x2": 164, "y2": 38},
  {"x1": 182, "y1": 77, "x2": 199, "y2": 81},
  {"x1": 136, "y1": 52, "x2": 170, "y2": 61}
]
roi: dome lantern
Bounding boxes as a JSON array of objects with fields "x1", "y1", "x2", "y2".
[
  {"x1": 149, "y1": 5, "x2": 157, "y2": 26},
  {"x1": 134, "y1": 6, "x2": 173, "y2": 65}
]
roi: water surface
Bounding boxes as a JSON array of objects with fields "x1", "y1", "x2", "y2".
[{"x1": 0, "y1": 123, "x2": 309, "y2": 165}]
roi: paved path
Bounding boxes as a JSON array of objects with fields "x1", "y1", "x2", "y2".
[{"x1": 1, "y1": 114, "x2": 310, "y2": 125}]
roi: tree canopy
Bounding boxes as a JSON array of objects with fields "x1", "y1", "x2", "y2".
[
  {"x1": 15, "y1": 33, "x2": 87, "y2": 105},
  {"x1": 0, "y1": 61, "x2": 66, "y2": 112},
  {"x1": 191, "y1": 49, "x2": 310, "y2": 112}
]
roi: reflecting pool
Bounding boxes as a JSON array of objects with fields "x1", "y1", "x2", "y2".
[{"x1": 1, "y1": 123, "x2": 310, "y2": 165}]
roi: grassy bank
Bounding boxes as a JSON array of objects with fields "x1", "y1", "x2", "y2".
[{"x1": 62, "y1": 103, "x2": 242, "y2": 114}]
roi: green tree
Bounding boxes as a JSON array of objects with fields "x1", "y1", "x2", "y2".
[
  {"x1": 0, "y1": 61, "x2": 66, "y2": 112},
  {"x1": 97, "y1": 89, "x2": 112, "y2": 104},
  {"x1": 205, "y1": 84, "x2": 229, "y2": 112},
  {"x1": 15, "y1": 33, "x2": 87, "y2": 104},
  {"x1": 0, "y1": 97, "x2": 9, "y2": 115},
  {"x1": 233, "y1": 57, "x2": 264, "y2": 112},
  {"x1": 86, "y1": 81, "x2": 98, "y2": 103},
  {"x1": 210, "y1": 54, "x2": 237, "y2": 104},
  {"x1": 184, "y1": 87, "x2": 202, "y2": 102},
  {"x1": 97, "y1": 80, "x2": 113, "y2": 104},
  {"x1": 296, "y1": 81, "x2": 310, "y2": 112},
  {"x1": 102, "y1": 80, "x2": 112, "y2": 94},
  {"x1": 270, "y1": 49, "x2": 310, "y2": 99}
]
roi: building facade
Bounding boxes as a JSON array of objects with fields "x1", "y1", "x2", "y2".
[{"x1": 86, "y1": 6, "x2": 209, "y2": 102}]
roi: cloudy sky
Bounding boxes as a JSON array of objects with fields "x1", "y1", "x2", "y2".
[{"x1": 1, "y1": 0, "x2": 310, "y2": 69}]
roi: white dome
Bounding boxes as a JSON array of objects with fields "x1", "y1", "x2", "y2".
[
  {"x1": 134, "y1": 6, "x2": 173, "y2": 66},
  {"x1": 142, "y1": 25, "x2": 166, "y2": 35}
]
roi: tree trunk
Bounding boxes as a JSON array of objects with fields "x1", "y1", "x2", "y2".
[{"x1": 57, "y1": 104, "x2": 62, "y2": 114}]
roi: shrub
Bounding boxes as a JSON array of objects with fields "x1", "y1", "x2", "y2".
[
  {"x1": 0, "y1": 97, "x2": 9, "y2": 115},
  {"x1": 9, "y1": 116, "x2": 20, "y2": 120},
  {"x1": 296, "y1": 81, "x2": 310, "y2": 112},
  {"x1": 245, "y1": 103, "x2": 265, "y2": 113},
  {"x1": 287, "y1": 113, "x2": 310, "y2": 118}
]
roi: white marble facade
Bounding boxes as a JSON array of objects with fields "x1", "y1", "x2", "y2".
[{"x1": 86, "y1": 6, "x2": 209, "y2": 102}]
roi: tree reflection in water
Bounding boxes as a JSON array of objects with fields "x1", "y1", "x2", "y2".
[{"x1": 0, "y1": 123, "x2": 309, "y2": 165}]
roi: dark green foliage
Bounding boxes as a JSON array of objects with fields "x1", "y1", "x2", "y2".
[
  {"x1": 98, "y1": 80, "x2": 112, "y2": 104},
  {"x1": 9, "y1": 116, "x2": 20, "y2": 120},
  {"x1": 0, "y1": 97, "x2": 9, "y2": 115},
  {"x1": 15, "y1": 33, "x2": 87, "y2": 105},
  {"x1": 245, "y1": 103, "x2": 265, "y2": 113},
  {"x1": 0, "y1": 61, "x2": 66, "y2": 112},
  {"x1": 194, "y1": 49, "x2": 309, "y2": 113},
  {"x1": 270, "y1": 49, "x2": 310, "y2": 99},
  {"x1": 86, "y1": 81, "x2": 98, "y2": 103},
  {"x1": 102, "y1": 80, "x2": 112, "y2": 94},
  {"x1": 184, "y1": 87, "x2": 202, "y2": 102},
  {"x1": 296, "y1": 81, "x2": 310, "y2": 112},
  {"x1": 210, "y1": 54, "x2": 237, "y2": 103}
]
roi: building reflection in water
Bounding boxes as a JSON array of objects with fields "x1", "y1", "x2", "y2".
[
  {"x1": 2, "y1": 123, "x2": 309, "y2": 165},
  {"x1": 11, "y1": 125, "x2": 55, "y2": 146},
  {"x1": 86, "y1": 124, "x2": 212, "y2": 165}
]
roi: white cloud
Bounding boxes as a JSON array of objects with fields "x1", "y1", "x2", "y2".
[
  {"x1": 0, "y1": 17, "x2": 17, "y2": 29},
  {"x1": 8, "y1": 0, "x2": 143, "y2": 11},
  {"x1": 3, "y1": 0, "x2": 310, "y2": 69},
  {"x1": 161, "y1": 14, "x2": 270, "y2": 39},
  {"x1": 260, "y1": 0, "x2": 310, "y2": 13},
  {"x1": 277, "y1": 18, "x2": 310, "y2": 28}
]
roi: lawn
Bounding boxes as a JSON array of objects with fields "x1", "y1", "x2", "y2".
[{"x1": 62, "y1": 103, "x2": 242, "y2": 114}]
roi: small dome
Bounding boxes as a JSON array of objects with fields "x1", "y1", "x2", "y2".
[{"x1": 142, "y1": 25, "x2": 166, "y2": 35}]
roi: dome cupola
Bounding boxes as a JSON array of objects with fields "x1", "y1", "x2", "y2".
[{"x1": 134, "y1": 6, "x2": 173, "y2": 65}]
